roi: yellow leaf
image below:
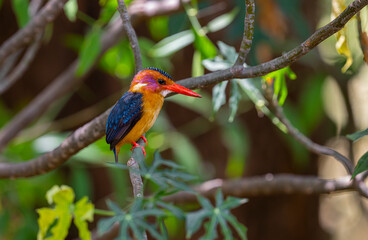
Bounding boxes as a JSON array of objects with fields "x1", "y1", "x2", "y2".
[{"x1": 332, "y1": 0, "x2": 353, "y2": 72}]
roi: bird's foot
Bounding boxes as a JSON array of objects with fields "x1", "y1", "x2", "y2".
[
  {"x1": 140, "y1": 135, "x2": 148, "y2": 147},
  {"x1": 131, "y1": 141, "x2": 146, "y2": 157}
]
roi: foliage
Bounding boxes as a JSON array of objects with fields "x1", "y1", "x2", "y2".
[
  {"x1": 346, "y1": 128, "x2": 368, "y2": 142},
  {"x1": 36, "y1": 185, "x2": 94, "y2": 240},
  {"x1": 351, "y1": 151, "x2": 368, "y2": 179},
  {"x1": 262, "y1": 66, "x2": 297, "y2": 106},
  {"x1": 186, "y1": 190, "x2": 248, "y2": 240}
]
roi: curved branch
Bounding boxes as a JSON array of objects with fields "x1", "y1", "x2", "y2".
[
  {"x1": 271, "y1": 100, "x2": 354, "y2": 174},
  {"x1": 0, "y1": 0, "x2": 68, "y2": 67},
  {"x1": 235, "y1": 0, "x2": 255, "y2": 66},
  {"x1": 0, "y1": 108, "x2": 108, "y2": 178},
  {"x1": 0, "y1": 0, "x2": 367, "y2": 178},
  {"x1": 163, "y1": 174, "x2": 353, "y2": 204},
  {"x1": 0, "y1": 33, "x2": 43, "y2": 95},
  {"x1": 117, "y1": 0, "x2": 143, "y2": 72}
]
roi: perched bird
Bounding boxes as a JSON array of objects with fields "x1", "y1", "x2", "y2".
[{"x1": 105, "y1": 67, "x2": 201, "y2": 163}]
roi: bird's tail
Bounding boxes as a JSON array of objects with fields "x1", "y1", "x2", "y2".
[{"x1": 113, "y1": 147, "x2": 118, "y2": 163}]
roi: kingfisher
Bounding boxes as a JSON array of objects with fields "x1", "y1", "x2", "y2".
[{"x1": 105, "y1": 67, "x2": 201, "y2": 163}]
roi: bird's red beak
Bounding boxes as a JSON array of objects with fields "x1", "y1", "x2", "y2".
[{"x1": 163, "y1": 83, "x2": 202, "y2": 98}]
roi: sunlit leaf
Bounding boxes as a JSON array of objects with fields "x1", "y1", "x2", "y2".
[
  {"x1": 76, "y1": 26, "x2": 102, "y2": 77},
  {"x1": 150, "y1": 30, "x2": 194, "y2": 57},
  {"x1": 37, "y1": 185, "x2": 94, "y2": 240},
  {"x1": 346, "y1": 128, "x2": 368, "y2": 142},
  {"x1": 99, "y1": 0, "x2": 117, "y2": 24},
  {"x1": 193, "y1": 29, "x2": 217, "y2": 59},
  {"x1": 352, "y1": 151, "x2": 368, "y2": 179},
  {"x1": 64, "y1": 0, "x2": 78, "y2": 22},
  {"x1": 74, "y1": 197, "x2": 94, "y2": 240},
  {"x1": 192, "y1": 50, "x2": 204, "y2": 77},
  {"x1": 212, "y1": 81, "x2": 228, "y2": 114},
  {"x1": 332, "y1": 0, "x2": 352, "y2": 72},
  {"x1": 12, "y1": 0, "x2": 29, "y2": 27},
  {"x1": 148, "y1": 16, "x2": 169, "y2": 40},
  {"x1": 262, "y1": 66, "x2": 296, "y2": 105},
  {"x1": 207, "y1": 8, "x2": 239, "y2": 33}
]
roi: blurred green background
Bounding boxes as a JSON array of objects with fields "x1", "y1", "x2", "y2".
[{"x1": 1, "y1": 0, "x2": 368, "y2": 239}]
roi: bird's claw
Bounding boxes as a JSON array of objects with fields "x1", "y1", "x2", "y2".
[
  {"x1": 131, "y1": 141, "x2": 146, "y2": 157},
  {"x1": 140, "y1": 135, "x2": 148, "y2": 147}
]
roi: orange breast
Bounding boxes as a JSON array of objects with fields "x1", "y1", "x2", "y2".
[{"x1": 116, "y1": 92, "x2": 164, "y2": 148}]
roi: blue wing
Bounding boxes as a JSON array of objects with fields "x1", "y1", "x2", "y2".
[{"x1": 105, "y1": 91, "x2": 143, "y2": 150}]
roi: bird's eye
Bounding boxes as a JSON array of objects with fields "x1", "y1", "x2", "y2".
[{"x1": 158, "y1": 79, "x2": 166, "y2": 85}]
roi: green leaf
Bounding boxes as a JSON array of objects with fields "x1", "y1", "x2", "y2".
[
  {"x1": 149, "y1": 30, "x2": 194, "y2": 57},
  {"x1": 76, "y1": 26, "x2": 102, "y2": 77},
  {"x1": 37, "y1": 185, "x2": 94, "y2": 240},
  {"x1": 212, "y1": 81, "x2": 228, "y2": 113},
  {"x1": 148, "y1": 16, "x2": 169, "y2": 40},
  {"x1": 186, "y1": 209, "x2": 209, "y2": 239},
  {"x1": 11, "y1": 0, "x2": 30, "y2": 27},
  {"x1": 74, "y1": 197, "x2": 94, "y2": 240},
  {"x1": 228, "y1": 81, "x2": 240, "y2": 122},
  {"x1": 347, "y1": 128, "x2": 368, "y2": 142},
  {"x1": 262, "y1": 66, "x2": 296, "y2": 106},
  {"x1": 218, "y1": 41, "x2": 238, "y2": 64},
  {"x1": 192, "y1": 50, "x2": 204, "y2": 77},
  {"x1": 224, "y1": 214, "x2": 248, "y2": 240},
  {"x1": 98, "y1": 0, "x2": 117, "y2": 24},
  {"x1": 352, "y1": 151, "x2": 368, "y2": 179},
  {"x1": 221, "y1": 196, "x2": 248, "y2": 210},
  {"x1": 201, "y1": 215, "x2": 218, "y2": 240},
  {"x1": 202, "y1": 56, "x2": 232, "y2": 71},
  {"x1": 46, "y1": 185, "x2": 75, "y2": 205},
  {"x1": 193, "y1": 29, "x2": 217, "y2": 59},
  {"x1": 207, "y1": 8, "x2": 239, "y2": 33},
  {"x1": 36, "y1": 208, "x2": 57, "y2": 240},
  {"x1": 64, "y1": 0, "x2": 78, "y2": 22}
]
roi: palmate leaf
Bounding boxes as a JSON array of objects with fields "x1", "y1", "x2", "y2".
[
  {"x1": 186, "y1": 190, "x2": 248, "y2": 240},
  {"x1": 99, "y1": 198, "x2": 167, "y2": 239},
  {"x1": 36, "y1": 185, "x2": 94, "y2": 240}
]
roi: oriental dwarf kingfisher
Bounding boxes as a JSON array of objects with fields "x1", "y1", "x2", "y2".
[{"x1": 105, "y1": 67, "x2": 201, "y2": 163}]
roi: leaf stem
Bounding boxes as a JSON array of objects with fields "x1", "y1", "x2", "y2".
[{"x1": 94, "y1": 209, "x2": 116, "y2": 216}]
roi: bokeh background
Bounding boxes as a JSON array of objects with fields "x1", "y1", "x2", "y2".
[{"x1": 1, "y1": 0, "x2": 368, "y2": 239}]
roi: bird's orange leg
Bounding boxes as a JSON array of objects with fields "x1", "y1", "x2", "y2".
[
  {"x1": 140, "y1": 135, "x2": 148, "y2": 147},
  {"x1": 131, "y1": 141, "x2": 146, "y2": 157}
]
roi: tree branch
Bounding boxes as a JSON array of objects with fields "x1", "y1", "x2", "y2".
[
  {"x1": 0, "y1": 0, "x2": 68, "y2": 67},
  {"x1": 163, "y1": 174, "x2": 353, "y2": 204},
  {"x1": 0, "y1": 0, "x2": 367, "y2": 178},
  {"x1": 271, "y1": 99, "x2": 354, "y2": 174},
  {"x1": 235, "y1": 0, "x2": 255, "y2": 66},
  {"x1": 0, "y1": 0, "x2": 190, "y2": 152},
  {"x1": 117, "y1": 0, "x2": 143, "y2": 72}
]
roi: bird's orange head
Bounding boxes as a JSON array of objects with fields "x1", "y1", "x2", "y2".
[{"x1": 129, "y1": 67, "x2": 201, "y2": 98}]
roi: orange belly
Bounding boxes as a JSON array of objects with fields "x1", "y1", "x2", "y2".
[{"x1": 116, "y1": 92, "x2": 164, "y2": 149}]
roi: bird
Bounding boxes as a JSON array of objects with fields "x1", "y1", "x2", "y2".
[{"x1": 105, "y1": 67, "x2": 202, "y2": 163}]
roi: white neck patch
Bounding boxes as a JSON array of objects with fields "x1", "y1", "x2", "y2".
[
  {"x1": 132, "y1": 83, "x2": 147, "y2": 91},
  {"x1": 160, "y1": 90, "x2": 172, "y2": 97}
]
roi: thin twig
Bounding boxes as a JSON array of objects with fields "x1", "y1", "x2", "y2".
[
  {"x1": 117, "y1": 0, "x2": 143, "y2": 72},
  {"x1": 235, "y1": 0, "x2": 255, "y2": 66},
  {"x1": 271, "y1": 99, "x2": 354, "y2": 174},
  {"x1": 0, "y1": 33, "x2": 43, "y2": 95},
  {"x1": 0, "y1": 0, "x2": 68, "y2": 67},
  {"x1": 163, "y1": 174, "x2": 353, "y2": 203}
]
